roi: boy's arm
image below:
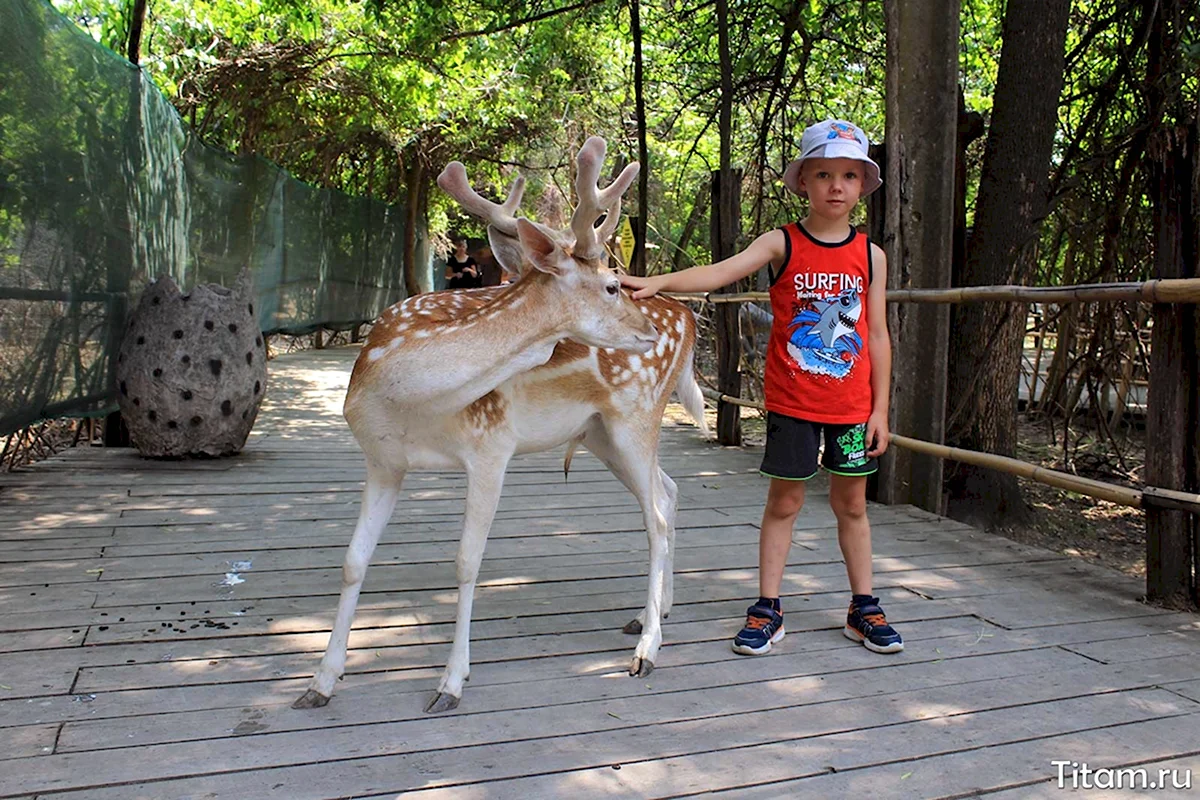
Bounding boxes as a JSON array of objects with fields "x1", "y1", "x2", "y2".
[
  {"x1": 866, "y1": 242, "x2": 892, "y2": 457},
  {"x1": 619, "y1": 229, "x2": 787, "y2": 299}
]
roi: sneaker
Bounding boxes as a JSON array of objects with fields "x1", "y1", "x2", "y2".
[
  {"x1": 732, "y1": 604, "x2": 785, "y2": 655},
  {"x1": 844, "y1": 597, "x2": 904, "y2": 653}
]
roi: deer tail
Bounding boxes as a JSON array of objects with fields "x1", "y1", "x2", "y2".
[
  {"x1": 674, "y1": 356, "x2": 712, "y2": 440},
  {"x1": 563, "y1": 434, "x2": 585, "y2": 482}
]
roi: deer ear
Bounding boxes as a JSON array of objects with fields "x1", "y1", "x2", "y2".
[
  {"x1": 516, "y1": 218, "x2": 566, "y2": 276},
  {"x1": 487, "y1": 226, "x2": 525, "y2": 278}
]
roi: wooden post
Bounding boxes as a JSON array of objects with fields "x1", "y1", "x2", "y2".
[
  {"x1": 711, "y1": 168, "x2": 742, "y2": 446},
  {"x1": 874, "y1": 0, "x2": 960, "y2": 512},
  {"x1": 1145, "y1": 118, "x2": 1198, "y2": 607}
]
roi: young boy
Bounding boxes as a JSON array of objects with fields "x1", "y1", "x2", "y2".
[{"x1": 620, "y1": 119, "x2": 903, "y2": 656}]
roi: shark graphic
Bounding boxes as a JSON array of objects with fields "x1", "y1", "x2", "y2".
[{"x1": 786, "y1": 288, "x2": 863, "y2": 379}]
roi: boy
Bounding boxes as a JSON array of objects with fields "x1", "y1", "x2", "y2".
[{"x1": 620, "y1": 119, "x2": 903, "y2": 656}]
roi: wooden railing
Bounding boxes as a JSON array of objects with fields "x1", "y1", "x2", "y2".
[{"x1": 674, "y1": 276, "x2": 1200, "y2": 602}]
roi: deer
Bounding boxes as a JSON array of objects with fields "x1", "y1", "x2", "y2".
[{"x1": 292, "y1": 137, "x2": 709, "y2": 714}]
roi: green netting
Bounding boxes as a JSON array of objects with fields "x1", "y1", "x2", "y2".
[{"x1": 0, "y1": 0, "x2": 426, "y2": 436}]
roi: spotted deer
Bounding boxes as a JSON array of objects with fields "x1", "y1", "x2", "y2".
[{"x1": 293, "y1": 137, "x2": 709, "y2": 713}]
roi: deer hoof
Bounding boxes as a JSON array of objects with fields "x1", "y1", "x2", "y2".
[
  {"x1": 425, "y1": 692, "x2": 461, "y2": 714},
  {"x1": 622, "y1": 619, "x2": 643, "y2": 635},
  {"x1": 628, "y1": 656, "x2": 655, "y2": 678},
  {"x1": 292, "y1": 689, "x2": 331, "y2": 709}
]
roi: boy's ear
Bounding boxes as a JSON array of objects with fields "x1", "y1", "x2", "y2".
[{"x1": 516, "y1": 218, "x2": 566, "y2": 276}]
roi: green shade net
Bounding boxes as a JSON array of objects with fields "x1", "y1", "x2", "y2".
[{"x1": 0, "y1": 0, "x2": 425, "y2": 436}]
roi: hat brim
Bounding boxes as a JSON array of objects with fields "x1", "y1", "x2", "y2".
[{"x1": 783, "y1": 142, "x2": 882, "y2": 198}]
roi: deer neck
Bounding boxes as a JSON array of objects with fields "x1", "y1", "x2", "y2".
[
  {"x1": 359, "y1": 274, "x2": 578, "y2": 415},
  {"x1": 459, "y1": 275, "x2": 576, "y2": 384}
]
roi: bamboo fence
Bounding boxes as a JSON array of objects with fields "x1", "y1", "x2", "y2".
[
  {"x1": 697, "y1": 386, "x2": 1200, "y2": 514},
  {"x1": 667, "y1": 277, "x2": 1200, "y2": 306},
  {"x1": 689, "y1": 273, "x2": 1200, "y2": 516}
]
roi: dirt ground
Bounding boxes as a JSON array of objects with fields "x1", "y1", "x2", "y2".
[{"x1": 1006, "y1": 416, "x2": 1148, "y2": 579}]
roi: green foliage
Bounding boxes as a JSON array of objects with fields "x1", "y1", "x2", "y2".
[{"x1": 44, "y1": 0, "x2": 1199, "y2": 280}]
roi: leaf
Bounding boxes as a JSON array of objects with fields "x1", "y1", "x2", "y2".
[
  {"x1": 607, "y1": 711, "x2": 621, "y2": 719},
  {"x1": 900, "y1": 772, "x2": 913, "y2": 780}
]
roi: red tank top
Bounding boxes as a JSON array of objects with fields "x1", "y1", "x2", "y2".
[{"x1": 763, "y1": 222, "x2": 874, "y2": 424}]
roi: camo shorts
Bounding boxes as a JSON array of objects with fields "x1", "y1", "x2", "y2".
[{"x1": 759, "y1": 411, "x2": 877, "y2": 480}]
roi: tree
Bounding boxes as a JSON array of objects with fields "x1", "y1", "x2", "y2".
[
  {"x1": 944, "y1": 0, "x2": 1072, "y2": 528},
  {"x1": 1144, "y1": 0, "x2": 1199, "y2": 607}
]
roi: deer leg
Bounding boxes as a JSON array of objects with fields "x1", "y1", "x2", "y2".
[
  {"x1": 623, "y1": 467, "x2": 678, "y2": 635},
  {"x1": 426, "y1": 458, "x2": 507, "y2": 714},
  {"x1": 294, "y1": 465, "x2": 403, "y2": 709},
  {"x1": 658, "y1": 468, "x2": 679, "y2": 619},
  {"x1": 585, "y1": 428, "x2": 670, "y2": 677}
]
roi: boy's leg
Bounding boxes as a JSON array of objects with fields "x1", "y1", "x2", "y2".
[
  {"x1": 828, "y1": 473, "x2": 902, "y2": 653},
  {"x1": 828, "y1": 474, "x2": 872, "y2": 595},
  {"x1": 824, "y1": 425, "x2": 903, "y2": 654},
  {"x1": 759, "y1": 478, "x2": 807, "y2": 598},
  {"x1": 736, "y1": 414, "x2": 818, "y2": 656},
  {"x1": 730, "y1": 478, "x2": 801, "y2": 655}
]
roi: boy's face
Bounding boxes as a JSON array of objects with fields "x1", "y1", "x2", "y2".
[{"x1": 799, "y1": 157, "x2": 864, "y2": 219}]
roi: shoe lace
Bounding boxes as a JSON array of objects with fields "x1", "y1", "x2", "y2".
[
  {"x1": 744, "y1": 615, "x2": 772, "y2": 630},
  {"x1": 863, "y1": 612, "x2": 887, "y2": 627}
]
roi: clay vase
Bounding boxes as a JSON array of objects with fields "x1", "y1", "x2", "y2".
[{"x1": 116, "y1": 270, "x2": 267, "y2": 457}]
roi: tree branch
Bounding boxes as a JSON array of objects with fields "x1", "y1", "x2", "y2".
[{"x1": 442, "y1": 0, "x2": 608, "y2": 42}]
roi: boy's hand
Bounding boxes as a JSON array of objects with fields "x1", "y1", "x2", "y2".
[
  {"x1": 619, "y1": 273, "x2": 665, "y2": 300},
  {"x1": 866, "y1": 411, "x2": 890, "y2": 458}
]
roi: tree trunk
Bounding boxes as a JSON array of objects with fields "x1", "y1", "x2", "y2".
[
  {"x1": 402, "y1": 150, "x2": 424, "y2": 298},
  {"x1": 673, "y1": 182, "x2": 710, "y2": 272},
  {"x1": 1144, "y1": 0, "x2": 1198, "y2": 607},
  {"x1": 952, "y1": 91, "x2": 985, "y2": 288},
  {"x1": 944, "y1": 0, "x2": 1071, "y2": 528},
  {"x1": 712, "y1": 168, "x2": 742, "y2": 446},
  {"x1": 1145, "y1": 123, "x2": 1198, "y2": 607},
  {"x1": 712, "y1": 0, "x2": 740, "y2": 445},
  {"x1": 105, "y1": 3, "x2": 150, "y2": 448},
  {"x1": 873, "y1": 0, "x2": 960, "y2": 512},
  {"x1": 631, "y1": 0, "x2": 648, "y2": 277},
  {"x1": 126, "y1": 0, "x2": 148, "y2": 64}
]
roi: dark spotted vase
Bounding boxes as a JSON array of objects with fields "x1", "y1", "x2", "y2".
[{"x1": 116, "y1": 270, "x2": 267, "y2": 457}]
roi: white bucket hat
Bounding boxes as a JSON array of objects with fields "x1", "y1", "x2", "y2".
[{"x1": 783, "y1": 119, "x2": 882, "y2": 198}]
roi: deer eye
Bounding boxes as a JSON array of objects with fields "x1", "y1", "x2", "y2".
[{"x1": 606, "y1": 283, "x2": 619, "y2": 296}]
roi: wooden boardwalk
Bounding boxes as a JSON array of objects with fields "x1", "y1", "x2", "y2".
[{"x1": 1, "y1": 346, "x2": 1198, "y2": 799}]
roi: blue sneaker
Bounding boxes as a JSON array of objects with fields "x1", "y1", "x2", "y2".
[
  {"x1": 844, "y1": 597, "x2": 904, "y2": 653},
  {"x1": 732, "y1": 604, "x2": 785, "y2": 655}
]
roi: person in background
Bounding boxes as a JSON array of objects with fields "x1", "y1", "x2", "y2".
[{"x1": 445, "y1": 237, "x2": 482, "y2": 290}]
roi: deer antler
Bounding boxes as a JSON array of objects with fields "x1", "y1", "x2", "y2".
[
  {"x1": 436, "y1": 163, "x2": 527, "y2": 237},
  {"x1": 570, "y1": 137, "x2": 640, "y2": 260}
]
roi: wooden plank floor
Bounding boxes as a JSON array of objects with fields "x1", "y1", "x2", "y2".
[{"x1": 1, "y1": 346, "x2": 1198, "y2": 799}]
